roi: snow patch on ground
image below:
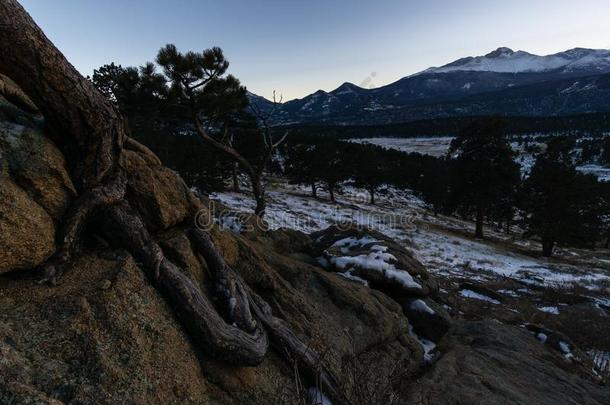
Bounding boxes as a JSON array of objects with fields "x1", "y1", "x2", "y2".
[
  {"x1": 459, "y1": 289, "x2": 501, "y2": 305},
  {"x1": 349, "y1": 137, "x2": 453, "y2": 158},
  {"x1": 215, "y1": 214, "x2": 245, "y2": 234},
  {"x1": 538, "y1": 306, "x2": 560, "y2": 315},
  {"x1": 411, "y1": 227, "x2": 610, "y2": 289}
]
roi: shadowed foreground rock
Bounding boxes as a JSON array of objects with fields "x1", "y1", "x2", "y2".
[{"x1": 407, "y1": 321, "x2": 610, "y2": 405}]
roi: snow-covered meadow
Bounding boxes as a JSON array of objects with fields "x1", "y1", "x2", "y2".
[
  {"x1": 349, "y1": 136, "x2": 610, "y2": 181},
  {"x1": 349, "y1": 137, "x2": 453, "y2": 157},
  {"x1": 210, "y1": 180, "x2": 610, "y2": 291}
]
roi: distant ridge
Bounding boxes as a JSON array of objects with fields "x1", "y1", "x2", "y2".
[{"x1": 248, "y1": 47, "x2": 610, "y2": 125}]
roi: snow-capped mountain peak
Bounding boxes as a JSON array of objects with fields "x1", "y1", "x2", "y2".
[
  {"x1": 484, "y1": 47, "x2": 518, "y2": 58},
  {"x1": 421, "y1": 47, "x2": 610, "y2": 75}
]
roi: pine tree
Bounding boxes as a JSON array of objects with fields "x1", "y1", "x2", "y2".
[
  {"x1": 448, "y1": 119, "x2": 521, "y2": 238},
  {"x1": 521, "y1": 137, "x2": 605, "y2": 257},
  {"x1": 285, "y1": 143, "x2": 320, "y2": 197},
  {"x1": 315, "y1": 139, "x2": 347, "y2": 203},
  {"x1": 349, "y1": 144, "x2": 386, "y2": 204}
]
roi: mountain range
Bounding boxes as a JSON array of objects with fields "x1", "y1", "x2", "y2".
[{"x1": 249, "y1": 47, "x2": 610, "y2": 125}]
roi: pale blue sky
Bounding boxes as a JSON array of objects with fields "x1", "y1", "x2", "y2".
[{"x1": 20, "y1": 0, "x2": 610, "y2": 100}]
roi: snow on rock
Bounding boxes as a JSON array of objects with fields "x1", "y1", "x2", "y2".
[
  {"x1": 338, "y1": 270, "x2": 369, "y2": 286},
  {"x1": 559, "y1": 341, "x2": 574, "y2": 360},
  {"x1": 538, "y1": 306, "x2": 560, "y2": 315},
  {"x1": 537, "y1": 332, "x2": 548, "y2": 344},
  {"x1": 459, "y1": 289, "x2": 501, "y2": 305},
  {"x1": 410, "y1": 299, "x2": 435, "y2": 315},
  {"x1": 331, "y1": 236, "x2": 380, "y2": 254},
  {"x1": 328, "y1": 242, "x2": 422, "y2": 290},
  {"x1": 409, "y1": 324, "x2": 436, "y2": 363},
  {"x1": 498, "y1": 289, "x2": 520, "y2": 297},
  {"x1": 589, "y1": 350, "x2": 610, "y2": 377}
]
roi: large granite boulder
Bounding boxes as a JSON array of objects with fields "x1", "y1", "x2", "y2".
[
  {"x1": 0, "y1": 121, "x2": 76, "y2": 221},
  {"x1": 0, "y1": 173, "x2": 55, "y2": 274},
  {"x1": 120, "y1": 148, "x2": 193, "y2": 232},
  {"x1": 311, "y1": 224, "x2": 437, "y2": 298}
]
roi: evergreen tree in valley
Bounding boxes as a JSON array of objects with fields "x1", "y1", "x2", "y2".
[
  {"x1": 416, "y1": 157, "x2": 451, "y2": 216},
  {"x1": 284, "y1": 143, "x2": 320, "y2": 197},
  {"x1": 448, "y1": 119, "x2": 521, "y2": 238},
  {"x1": 314, "y1": 139, "x2": 347, "y2": 203},
  {"x1": 349, "y1": 144, "x2": 386, "y2": 204},
  {"x1": 521, "y1": 137, "x2": 605, "y2": 257}
]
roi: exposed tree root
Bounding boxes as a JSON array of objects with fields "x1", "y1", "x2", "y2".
[
  {"x1": 103, "y1": 202, "x2": 270, "y2": 366},
  {"x1": 38, "y1": 172, "x2": 127, "y2": 284}
]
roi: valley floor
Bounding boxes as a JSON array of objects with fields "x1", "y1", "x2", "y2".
[{"x1": 210, "y1": 178, "x2": 610, "y2": 379}]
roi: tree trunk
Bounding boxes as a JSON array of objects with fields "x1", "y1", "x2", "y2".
[
  {"x1": 311, "y1": 182, "x2": 317, "y2": 198},
  {"x1": 193, "y1": 116, "x2": 266, "y2": 218},
  {"x1": 369, "y1": 188, "x2": 375, "y2": 205},
  {"x1": 231, "y1": 162, "x2": 240, "y2": 192},
  {"x1": 250, "y1": 172, "x2": 266, "y2": 217},
  {"x1": 328, "y1": 186, "x2": 335, "y2": 203},
  {"x1": 542, "y1": 239, "x2": 554, "y2": 257},
  {"x1": 475, "y1": 206, "x2": 484, "y2": 238}
]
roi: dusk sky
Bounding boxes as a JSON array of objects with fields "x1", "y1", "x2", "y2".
[{"x1": 20, "y1": 0, "x2": 610, "y2": 101}]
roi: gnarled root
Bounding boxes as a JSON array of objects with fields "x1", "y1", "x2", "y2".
[
  {"x1": 38, "y1": 172, "x2": 127, "y2": 284},
  {"x1": 189, "y1": 228, "x2": 258, "y2": 333},
  {"x1": 189, "y1": 227, "x2": 346, "y2": 404},
  {"x1": 103, "y1": 201, "x2": 269, "y2": 366},
  {"x1": 249, "y1": 291, "x2": 346, "y2": 404}
]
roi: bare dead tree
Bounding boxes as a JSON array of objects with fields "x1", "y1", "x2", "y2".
[
  {"x1": 250, "y1": 90, "x2": 290, "y2": 171},
  {"x1": 247, "y1": 90, "x2": 289, "y2": 210},
  {"x1": 0, "y1": 1, "x2": 344, "y2": 402}
]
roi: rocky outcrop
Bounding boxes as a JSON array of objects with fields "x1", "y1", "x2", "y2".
[
  {"x1": 311, "y1": 225, "x2": 437, "y2": 298},
  {"x1": 0, "y1": 120, "x2": 76, "y2": 221},
  {"x1": 0, "y1": 227, "x2": 423, "y2": 404},
  {"x1": 121, "y1": 148, "x2": 193, "y2": 232},
  {"x1": 0, "y1": 117, "x2": 78, "y2": 274},
  {"x1": 407, "y1": 321, "x2": 610, "y2": 404},
  {"x1": 0, "y1": 109, "x2": 423, "y2": 401},
  {"x1": 403, "y1": 298, "x2": 452, "y2": 343}
]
